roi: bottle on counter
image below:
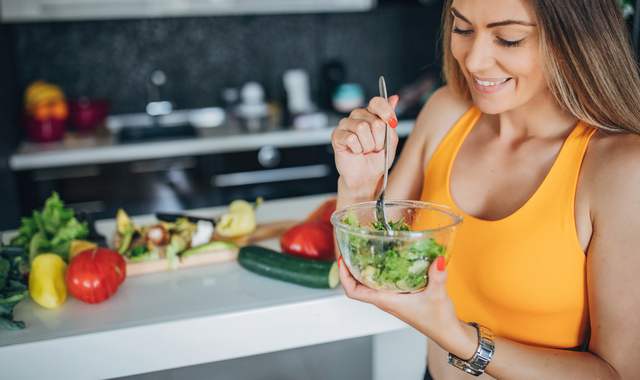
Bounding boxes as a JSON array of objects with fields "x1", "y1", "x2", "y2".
[{"x1": 236, "y1": 82, "x2": 269, "y2": 132}]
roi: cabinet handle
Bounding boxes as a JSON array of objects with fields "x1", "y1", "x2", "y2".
[
  {"x1": 127, "y1": 157, "x2": 197, "y2": 173},
  {"x1": 31, "y1": 165, "x2": 101, "y2": 181},
  {"x1": 211, "y1": 164, "x2": 331, "y2": 187}
]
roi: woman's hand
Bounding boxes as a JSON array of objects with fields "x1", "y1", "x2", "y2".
[
  {"x1": 331, "y1": 95, "x2": 400, "y2": 197},
  {"x1": 337, "y1": 255, "x2": 477, "y2": 359}
]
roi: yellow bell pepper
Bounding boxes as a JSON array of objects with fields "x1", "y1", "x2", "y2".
[
  {"x1": 215, "y1": 200, "x2": 257, "y2": 237},
  {"x1": 29, "y1": 254, "x2": 68, "y2": 309}
]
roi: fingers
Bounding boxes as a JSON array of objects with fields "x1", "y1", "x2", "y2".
[
  {"x1": 366, "y1": 95, "x2": 399, "y2": 128},
  {"x1": 332, "y1": 95, "x2": 399, "y2": 155},
  {"x1": 426, "y1": 256, "x2": 449, "y2": 299}
]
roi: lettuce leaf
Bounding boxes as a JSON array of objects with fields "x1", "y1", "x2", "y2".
[{"x1": 10, "y1": 191, "x2": 88, "y2": 265}]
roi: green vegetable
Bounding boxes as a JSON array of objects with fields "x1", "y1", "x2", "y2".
[
  {"x1": 0, "y1": 232, "x2": 29, "y2": 330},
  {"x1": 130, "y1": 245, "x2": 149, "y2": 258},
  {"x1": 117, "y1": 224, "x2": 133, "y2": 255},
  {"x1": 339, "y1": 211, "x2": 445, "y2": 291},
  {"x1": 166, "y1": 235, "x2": 188, "y2": 270},
  {"x1": 181, "y1": 241, "x2": 237, "y2": 258},
  {"x1": 238, "y1": 245, "x2": 339, "y2": 289},
  {"x1": 10, "y1": 192, "x2": 89, "y2": 264},
  {"x1": 128, "y1": 250, "x2": 161, "y2": 263}
]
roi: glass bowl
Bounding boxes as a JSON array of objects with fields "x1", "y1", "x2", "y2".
[{"x1": 331, "y1": 200, "x2": 462, "y2": 293}]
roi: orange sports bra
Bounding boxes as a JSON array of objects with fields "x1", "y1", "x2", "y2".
[{"x1": 419, "y1": 106, "x2": 596, "y2": 348}]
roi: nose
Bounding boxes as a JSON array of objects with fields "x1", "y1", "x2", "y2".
[{"x1": 465, "y1": 34, "x2": 496, "y2": 73}]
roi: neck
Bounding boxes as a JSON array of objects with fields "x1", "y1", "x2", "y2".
[{"x1": 494, "y1": 96, "x2": 578, "y2": 142}]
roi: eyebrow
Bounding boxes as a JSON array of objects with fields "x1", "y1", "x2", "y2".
[{"x1": 450, "y1": 7, "x2": 536, "y2": 28}]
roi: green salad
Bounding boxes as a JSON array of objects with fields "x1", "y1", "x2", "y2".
[{"x1": 340, "y1": 209, "x2": 445, "y2": 291}]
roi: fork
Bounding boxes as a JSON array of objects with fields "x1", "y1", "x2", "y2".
[{"x1": 375, "y1": 76, "x2": 392, "y2": 231}]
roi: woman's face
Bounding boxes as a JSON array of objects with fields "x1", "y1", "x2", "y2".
[{"x1": 450, "y1": 0, "x2": 547, "y2": 115}]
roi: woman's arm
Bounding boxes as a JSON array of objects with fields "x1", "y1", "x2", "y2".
[{"x1": 332, "y1": 95, "x2": 400, "y2": 209}]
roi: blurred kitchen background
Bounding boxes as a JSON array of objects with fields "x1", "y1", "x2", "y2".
[{"x1": 0, "y1": 0, "x2": 445, "y2": 230}]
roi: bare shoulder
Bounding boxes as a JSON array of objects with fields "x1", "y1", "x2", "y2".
[
  {"x1": 581, "y1": 131, "x2": 640, "y2": 249},
  {"x1": 583, "y1": 131, "x2": 640, "y2": 206}
]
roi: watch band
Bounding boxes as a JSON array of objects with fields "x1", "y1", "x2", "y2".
[{"x1": 447, "y1": 322, "x2": 495, "y2": 376}]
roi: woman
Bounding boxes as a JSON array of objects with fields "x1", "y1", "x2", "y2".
[{"x1": 330, "y1": 0, "x2": 640, "y2": 379}]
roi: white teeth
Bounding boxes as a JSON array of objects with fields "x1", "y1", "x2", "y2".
[{"x1": 475, "y1": 77, "x2": 509, "y2": 87}]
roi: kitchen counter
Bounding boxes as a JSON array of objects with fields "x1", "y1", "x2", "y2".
[
  {"x1": 0, "y1": 194, "x2": 425, "y2": 380},
  {"x1": 9, "y1": 118, "x2": 415, "y2": 171}
]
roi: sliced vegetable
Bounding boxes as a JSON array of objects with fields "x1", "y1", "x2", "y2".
[
  {"x1": 116, "y1": 224, "x2": 133, "y2": 255},
  {"x1": 146, "y1": 224, "x2": 168, "y2": 246},
  {"x1": 165, "y1": 235, "x2": 187, "y2": 270},
  {"x1": 238, "y1": 245, "x2": 339, "y2": 289},
  {"x1": 280, "y1": 220, "x2": 335, "y2": 261},
  {"x1": 116, "y1": 208, "x2": 132, "y2": 235},
  {"x1": 181, "y1": 241, "x2": 238, "y2": 259},
  {"x1": 129, "y1": 245, "x2": 149, "y2": 258},
  {"x1": 215, "y1": 199, "x2": 258, "y2": 238}
]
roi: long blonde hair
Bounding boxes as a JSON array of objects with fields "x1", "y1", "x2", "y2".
[{"x1": 442, "y1": 0, "x2": 640, "y2": 135}]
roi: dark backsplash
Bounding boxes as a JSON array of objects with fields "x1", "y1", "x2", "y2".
[{"x1": 5, "y1": 1, "x2": 444, "y2": 117}]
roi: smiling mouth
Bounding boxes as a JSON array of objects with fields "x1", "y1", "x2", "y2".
[{"x1": 473, "y1": 77, "x2": 511, "y2": 87}]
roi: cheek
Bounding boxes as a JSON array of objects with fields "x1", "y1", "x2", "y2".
[{"x1": 505, "y1": 51, "x2": 544, "y2": 85}]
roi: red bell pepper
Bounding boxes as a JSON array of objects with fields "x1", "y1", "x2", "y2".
[{"x1": 280, "y1": 220, "x2": 335, "y2": 261}]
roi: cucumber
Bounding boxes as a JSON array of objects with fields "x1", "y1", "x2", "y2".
[{"x1": 238, "y1": 245, "x2": 339, "y2": 289}]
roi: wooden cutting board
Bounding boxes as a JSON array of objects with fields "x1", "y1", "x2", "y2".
[{"x1": 125, "y1": 219, "x2": 299, "y2": 276}]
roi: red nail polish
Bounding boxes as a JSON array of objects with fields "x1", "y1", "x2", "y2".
[
  {"x1": 374, "y1": 150, "x2": 382, "y2": 154},
  {"x1": 363, "y1": 152, "x2": 370, "y2": 156},
  {"x1": 337, "y1": 255, "x2": 342, "y2": 268},
  {"x1": 389, "y1": 118, "x2": 398, "y2": 129},
  {"x1": 436, "y1": 256, "x2": 446, "y2": 271}
]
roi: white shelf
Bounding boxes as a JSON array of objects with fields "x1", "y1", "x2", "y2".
[{"x1": 9, "y1": 120, "x2": 414, "y2": 171}]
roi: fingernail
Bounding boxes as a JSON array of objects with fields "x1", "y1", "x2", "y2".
[
  {"x1": 374, "y1": 150, "x2": 382, "y2": 154},
  {"x1": 389, "y1": 118, "x2": 398, "y2": 129},
  {"x1": 337, "y1": 255, "x2": 342, "y2": 268},
  {"x1": 363, "y1": 152, "x2": 370, "y2": 155},
  {"x1": 436, "y1": 256, "x2": 446, "y2": 272}
]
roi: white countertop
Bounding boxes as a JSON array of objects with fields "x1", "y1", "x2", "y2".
[
  {"x1": 9, "y1": 120, "x2": 414, "y2": 171},
  {"x1": 0, "y1": 194, "x2": 412, "y2": 379}
]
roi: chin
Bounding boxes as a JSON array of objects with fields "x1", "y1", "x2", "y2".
[{"x1": 470, "y1": 94, "x2": 509, "y2": 115}]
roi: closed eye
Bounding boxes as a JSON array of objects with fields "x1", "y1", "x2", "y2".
[
  {"x1": 496, "y1": 37, "x2": 525, "y2": 48},
  {"x1": 453, "y1": 26, "x2": 473, "y2": 36}
]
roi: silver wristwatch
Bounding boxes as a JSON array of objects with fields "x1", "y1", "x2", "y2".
[{"x1": 447, "y1": 322, "x2": 495, "y2": 376}]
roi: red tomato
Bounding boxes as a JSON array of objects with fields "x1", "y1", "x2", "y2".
[
  {"x1": 66, "y1": 247, "x2": 126, "y2": 304},
  {"x1": 280, "y1": 220, "x2": 335, "y2": 261}
]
